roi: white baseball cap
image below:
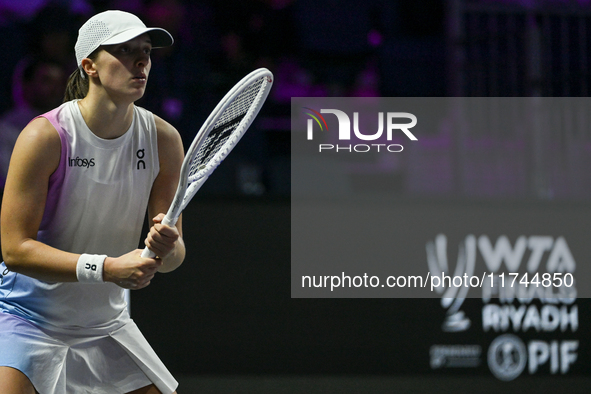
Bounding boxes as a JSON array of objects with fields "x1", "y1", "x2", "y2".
[{"x1": 75, "y1": 10, "x2": 173, "y2": 74}]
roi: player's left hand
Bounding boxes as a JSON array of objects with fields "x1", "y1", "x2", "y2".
[{"x1": 144, "y1": 213, "x2": 180, "y2": 259}]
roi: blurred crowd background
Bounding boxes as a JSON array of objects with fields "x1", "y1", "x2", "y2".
[
  {"x1": 0, "y1": 0, "x2": 444, "y2": 196},
  {"x1": 2, "y1": 0, "x2": 591, "y2": 200}
]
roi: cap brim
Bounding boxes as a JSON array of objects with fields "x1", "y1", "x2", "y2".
[{"x1": 101, "y1": 27, "x2": 173, "y2": 48}]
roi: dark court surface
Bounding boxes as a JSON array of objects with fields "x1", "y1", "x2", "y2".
[{"x1": 175, "y1": 375, "x2": 591, "y2": 394}]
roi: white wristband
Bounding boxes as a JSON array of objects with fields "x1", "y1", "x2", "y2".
[{"x1": 76, "y1": 254, "x2": 107, "y2": 283}]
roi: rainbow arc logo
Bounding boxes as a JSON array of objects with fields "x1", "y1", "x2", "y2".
[{"x1": 303, "y1": 107, "x2": 328, "y2": 139}]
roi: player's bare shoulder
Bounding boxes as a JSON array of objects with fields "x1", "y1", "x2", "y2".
[
  {"x1": 19, "y1": 117, "x2": 61, "y2": 148},
  {"x1": 12, "y1": 117, "x2": 61, "y2": 172},
  {"x1": 153, "y1": 115, "x2": 184, "y2": 158}
]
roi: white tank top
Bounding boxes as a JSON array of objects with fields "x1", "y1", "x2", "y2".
[{"x1": 0, "y1": 100, "x2": 159, "y2": 333}]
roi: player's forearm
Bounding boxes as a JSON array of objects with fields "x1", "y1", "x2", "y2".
[
  {"x1": 158, "y1": 236, "x2": 185, "y2": 273},
  {"x1": 2, "y1": 238, "x2": 80, "y2": 282}
]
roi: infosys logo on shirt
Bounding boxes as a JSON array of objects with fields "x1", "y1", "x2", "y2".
[{"x1": 68, "y1": 156, "x2": 95, "y2": 168}]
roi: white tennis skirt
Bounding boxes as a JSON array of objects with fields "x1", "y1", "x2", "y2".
[{"x1": 0, "y1": 312, "x2": 178, "y2": 394}]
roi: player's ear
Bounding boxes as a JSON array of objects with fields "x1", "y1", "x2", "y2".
[{"x1": 81, "y1": 58, "x2": 98, "y2": 78}]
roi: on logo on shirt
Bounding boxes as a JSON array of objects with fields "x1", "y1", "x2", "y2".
[{"x1": 136, "y1": 149, "x2": 146, "y2": 170}]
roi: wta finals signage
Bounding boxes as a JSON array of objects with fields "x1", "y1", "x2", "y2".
[{"x1": 427, "y1": 233, "x2": 579, "y2": 381}]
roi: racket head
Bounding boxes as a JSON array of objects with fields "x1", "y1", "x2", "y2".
[{"x1": 166, "y1": 68, "x2": 274, "y2": 221}]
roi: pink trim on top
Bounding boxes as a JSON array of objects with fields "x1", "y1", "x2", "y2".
[{"x1": 36, "y1": 107, "x2": 68, "y2": 231}]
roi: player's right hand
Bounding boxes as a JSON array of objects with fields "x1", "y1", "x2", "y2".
[{"x1": 102, "y1": 249, "x2": 163, "y2": 289}]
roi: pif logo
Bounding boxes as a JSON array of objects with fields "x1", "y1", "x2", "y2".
[{"x1": 303, "y1": 107, "x2": 418, "y2": 153}]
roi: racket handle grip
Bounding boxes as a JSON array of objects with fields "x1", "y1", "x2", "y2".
[
  {"x1": 141, "y1": 247, "x2": 156, "y2": 258},
  {"x1": 140, "y1": 215, "x2": 178, "y2": 259}
]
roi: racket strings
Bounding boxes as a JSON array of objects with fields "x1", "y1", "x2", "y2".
[{"x1": 187, "y1": 76, "x2": 268, "y2": 181}]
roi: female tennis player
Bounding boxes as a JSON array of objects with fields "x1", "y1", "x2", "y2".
[{"x1": 0, "y1": 10, "x2": 185, "y2": 394}]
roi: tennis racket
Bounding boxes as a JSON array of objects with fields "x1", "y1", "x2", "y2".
[{"x1": 141, "y1": 68, "x2": 274, "y2": 258}]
